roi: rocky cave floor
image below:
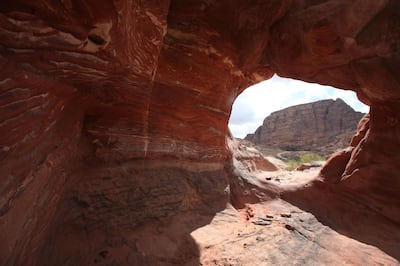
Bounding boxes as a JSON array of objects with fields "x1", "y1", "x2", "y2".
[
  {"x1": 194, "y1": 202, "x2": 397, "y2": 266},
  {"x1": 83, "y1": 167, "x2": 400, "y2": 265},
  {"x1": 80, "y1": 142, "x2": 399, "y2": 266},
  {"x1": 191, "y1": 169, "x2": 399, "y2": 266}
]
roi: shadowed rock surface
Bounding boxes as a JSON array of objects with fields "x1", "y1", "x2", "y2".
[
  {"x1": 245, "y1": 99, "x2": 365, "y2": 153},
  {"x1": 192, "y1": 200, "x2": 399, "y2": 266},
  {"x1": 0, "y1": 0, "x2": 400, "y2": 265}
]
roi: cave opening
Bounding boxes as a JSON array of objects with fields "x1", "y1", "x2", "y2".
[{"x1": 228, "y1": 74, "x2": 369, "y2": 170}]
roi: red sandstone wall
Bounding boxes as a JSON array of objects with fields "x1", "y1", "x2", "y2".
[{"x1": 0, "y1": 0, "x2": 399, "y2": 264}]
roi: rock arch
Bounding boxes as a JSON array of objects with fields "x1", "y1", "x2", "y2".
[{"x1": 0, "y1": 0, "x2": 399, "y2": 264}]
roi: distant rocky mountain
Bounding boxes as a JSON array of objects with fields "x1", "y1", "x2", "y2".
[{"x1": 245, "y1": 99, "x2": 365, "y2": 154}]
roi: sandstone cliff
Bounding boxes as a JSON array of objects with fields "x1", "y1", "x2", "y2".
[{"x1": 245, "y1": 99, "x2": 365, "y2": 153}]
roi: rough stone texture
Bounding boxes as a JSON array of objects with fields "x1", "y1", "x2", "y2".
[
  {"x1": 227, "y1": 137, "x2": 279, "y2": 208},
  {"x1": 225, "y1": 144, "x2": 400, "y2": 262},
  {"x1": 0, "y1": 0, "x2": 400, "y2": 265},
  {"x1": 245, "y1": 98, "x2": 364, "y2": 152},
  {"x1": 192, "y1": 201, "x2": 399, "y2": 266}
]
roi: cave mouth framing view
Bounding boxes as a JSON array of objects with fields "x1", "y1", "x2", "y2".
[
  {"x1": 1, "y1": 1, "x2": 400, "y2": 265},
  {"x1": 228, "y1": 75, "x2": 369, "y2": 171}
]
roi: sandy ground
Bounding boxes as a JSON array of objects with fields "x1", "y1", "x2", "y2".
[{"x1": 256, "y1": 167, "x2": 322, "y2": 188}]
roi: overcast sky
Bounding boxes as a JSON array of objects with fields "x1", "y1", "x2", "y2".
[{"x1": 229, "y1": 75, "x2": 369, "y2": 139}]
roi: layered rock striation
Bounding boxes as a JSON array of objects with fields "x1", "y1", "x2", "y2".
[
  {"x1": 245, "y1": 98, "x2": 365, "y2": 152},
  {"x1": 0, "y1": 0, "x2": 400, "y2": 264}
]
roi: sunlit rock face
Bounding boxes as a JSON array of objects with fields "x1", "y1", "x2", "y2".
[
  {"x1": 245, "y1": 99, "x2": 365, "y2": 153},
  {"x1": 0, "y1": 0, "x2": 399, "y2": 264}
]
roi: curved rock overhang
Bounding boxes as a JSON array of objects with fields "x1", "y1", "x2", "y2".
[{"x1": 0, "y1": 0, "x2": 399, "y2": 264}]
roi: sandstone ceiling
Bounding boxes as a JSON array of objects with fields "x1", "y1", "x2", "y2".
[{"x1": 0, "y1": 0, "x2": 399, "y2": 264}]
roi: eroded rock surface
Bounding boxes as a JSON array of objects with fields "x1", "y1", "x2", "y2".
[
  {"x1": 245, "y1": 99, "x2": 364, "y2": 153},
  {"x1": 0, "y1": 0, "x2": 400, "y2": 265},
  {"x1": 192, "y1": 201, "x2": 399, "y2": 266}
]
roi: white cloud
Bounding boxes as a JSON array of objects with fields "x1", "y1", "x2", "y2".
[{"x1": 229, "y1": 75, "x2": 369, "y2": 138}]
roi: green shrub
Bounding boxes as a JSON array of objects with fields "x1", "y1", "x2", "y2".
[
  {"x1": 299, "y1": 153, "x2": 324, "y2": 164},
  {"x1": 286, "y1": 160, "x2": 300, "y2": 171},
  {"x1": 285, "y1": 153, "x2": 325, "y2": 171}
]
